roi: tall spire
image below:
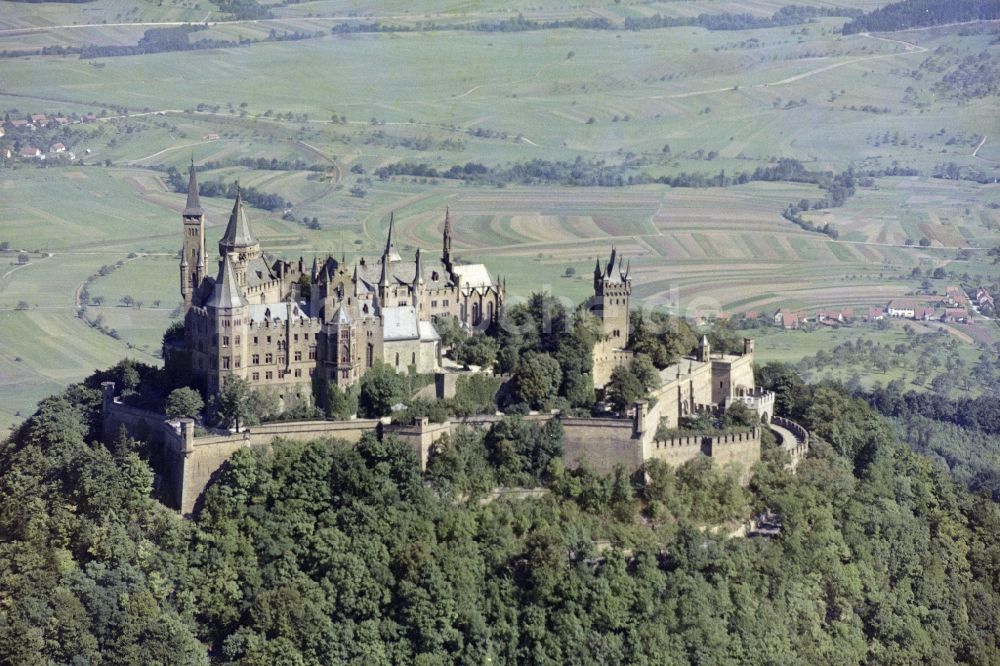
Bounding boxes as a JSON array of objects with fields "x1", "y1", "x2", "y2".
[
  {"x1": 383, "y1": 212, "x2": 401, "y2": 263},
  {"x1": 183, "y1": 160, "x2": 203, "y2": 217},
  {"x1": 219, "y1": 182, "x2": 257, "y2": 253},
  {"x1": 442, "y1": 207, "x2": 452, "y2": 261},
  {"x1": 607, "y1": 245, "x2": 617, "y2": 278},
  {"x1": 593, "y1": 258, "x2": 602, "y2": 277},
  {"x1": 206, "y1": 254, "x2": 247, "y2": 309}
]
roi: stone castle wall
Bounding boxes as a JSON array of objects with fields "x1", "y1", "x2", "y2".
[{"x1": 103, "y1": 384, "x2": 769, "y2": 515}]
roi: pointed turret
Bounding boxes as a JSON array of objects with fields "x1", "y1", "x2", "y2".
[
  {"x1": 311, "y1": 256, "x2": 319, "y2": 279},
  {"x1": 183, "y1": 161, "x2": 204, "y2": 217},
  {"x1": 697, "y1": 334, "x2": 711, "y2": 362},
  {"x1": 219, "y1": 183, "x2": 258, "y2": 255},
  {"x1": 180, "y1": 251, "x2": 189, "y2": 268},
  {"x1": 383, "y1": 213, "x2": 402, "y2": 263},
  {"x1": 379, "y1": 252, "x2": 390, "y2": 287},
  {"x1": 607, "y1": 245, "x2": 617, "y2": 278},
  {"x1": 413, "y1": 248, "x2": 424, "y2": 285},
  {"x1": 442, "y1": 207, "x2": 453, "y2": 266},
  {"x1": 206, "y1": 254, "x2": 247, "y2": 310}
]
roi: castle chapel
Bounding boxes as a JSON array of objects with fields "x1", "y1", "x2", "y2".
[{"x1": 176, "y1": 165, "x2": 503, "y2": 398}]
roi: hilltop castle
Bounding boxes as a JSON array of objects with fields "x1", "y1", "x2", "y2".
[{"x1": 175, "y1": 164, "x2": 503, "y2": 399}]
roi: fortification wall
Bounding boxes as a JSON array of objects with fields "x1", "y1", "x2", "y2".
[
  {"x1": 772, "y1": 416, "x2": 809, "y2": 469},
  {"x1": 644, "y1": 435, "x2": 706, "y2": 467},
  {"x1": 706, "y1": 429, "x2": 761, "y2": 485},
  {"x1": 560, "y1": 417, "x2": 642, "y2": 475}
]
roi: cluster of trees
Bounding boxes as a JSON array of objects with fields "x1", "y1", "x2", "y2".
[
  {"x1": 494, "y1": 294, "x2": 600, "y2": 411},
  {"x1": 935, "y1": 50, "x2": 1000, "y2": 100},
  {"x1": 3, "y1": 361, "x2": 1000, "y2": 663},
  {"x1": 842, "y1": 0, "x2": 1000, "y2": 34},
  {"x1": 164, "y1": 166, "x2": 291, "y2": 212}
]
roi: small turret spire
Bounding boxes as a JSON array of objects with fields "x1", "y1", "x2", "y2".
[{"x1": 607, "y1": 245, "x2": 617, "y2": 278}]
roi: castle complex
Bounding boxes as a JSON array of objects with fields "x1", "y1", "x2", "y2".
[
  {"x1": 176, "y1": 164, "x2": 503, "y2": 399},
  {"x1": 109, "y1": 168, "x2": 800, "y2": 514}
]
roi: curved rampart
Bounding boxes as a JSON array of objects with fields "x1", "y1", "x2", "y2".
[{"x1": 771, "y1": 415, "x2": 809, "y2": 469}]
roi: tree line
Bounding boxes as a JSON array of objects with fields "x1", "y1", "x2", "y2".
[{"x1": 331, "y1": 6, "x2": 859, "y2": 36}]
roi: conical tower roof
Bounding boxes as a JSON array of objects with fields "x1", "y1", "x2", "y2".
[
  {"x1": 206, "y1": 254, "x2": 247, "y2": 309},
  {"x1": 219, "y1": 184, "x2": 257, "y2": 250},
  {"x1": 183, "y1": 161, "x2": 204, "y2": 216}
]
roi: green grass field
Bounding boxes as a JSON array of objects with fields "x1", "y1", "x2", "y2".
[{"x1": 1, "y1": 3, "x2": 997, "y2": 432}]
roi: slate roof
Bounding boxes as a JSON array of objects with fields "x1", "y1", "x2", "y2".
[{"x1": 383, "y1": 306, "x2": 419, "y2": 341}]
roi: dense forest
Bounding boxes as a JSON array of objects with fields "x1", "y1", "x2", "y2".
[
  {"x1": 842, "y1": 0, "x2": 1000, "y2": 34},
  {"x1": 1, "y1": 358, "x2": 999, "y2": 663}
]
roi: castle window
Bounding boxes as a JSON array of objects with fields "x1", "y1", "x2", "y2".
[
  {"x1": 223, "y1": 336, "x2": 229, "y2": 347},
  {"x1": 432, "y1": 271, "x2": 439, "y2": 281},
  {"x1": 278, "y1": 356, "x2": 285, "y2": 365},
  {"x1": 367, "y1": 343, "x2": 374, "y2": 367},
  {"x1": 252, "y1": 354, "x2": 259, "y2": 365},
  {"x1": 234, "y1": 359, "x2": 241, "y2": 368},
  {"x1": 443, "y1": 299, "x2": 449, "y2": 306},
  {"x1": 308, "y1": 347, "x2": 316, "y2": 360},
  {"x1": 294, "y1": 333, "x2": 299, "y2": 342},
  {"x1": 265, "y1": 371, "x2": 273, "y2": 380},
  {"x1": 395, "y1": 352, "x2": 400, "y2": 367},
  {"x1": 304, "y1": 333, "x2": 309, "y2": 340},
  {"x1": 252, "y1": 372, "x2": 259, "y2": 381},
  {"x1": 265, "y1": 353, "x2": 273, "y2": 364},
  {"x1": 294, "y1": 351, "x2": 302, "y2": 362},
  {"x1": 294, "y1": 369, "x2": 302, "y2": 378},
  {"x1": 431, "y1": 300, "x2": 438, "y2": 308},
  {"x1": 253, "y1": 336, "x2": 258, "y2": 344},
  {"x1": 266, "y1": 336, "x2": 272, "y2": 343},
  {"x1": 234, "y1": 335, "x2": 240, "y2": 345},
  {"x1": 222, "y1": 357, "x2": 230, "y2": 369},
  {"x1": 411, "y1": 352, "x2": 416, "y2": 365}
]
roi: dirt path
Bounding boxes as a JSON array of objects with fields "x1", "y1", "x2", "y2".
[{"x1": 1, "y1": 252, "x2": 53, "y2": 281}]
